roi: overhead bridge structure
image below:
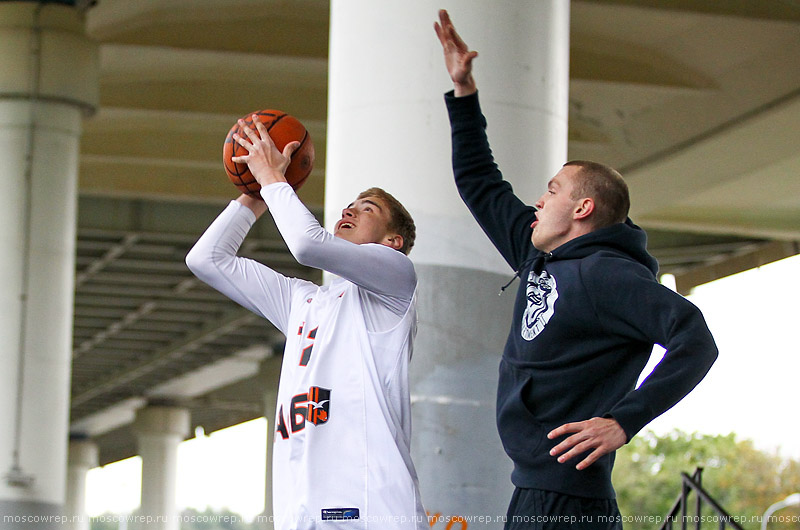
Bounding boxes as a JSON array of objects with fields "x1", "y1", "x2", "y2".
[{"x1": 1, "y1": 1, "x2": 798, "y2": 529}]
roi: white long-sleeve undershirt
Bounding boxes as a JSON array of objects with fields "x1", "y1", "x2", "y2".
[{"x1": 185, "y1": 182, "x2": 416, "y2": 335}]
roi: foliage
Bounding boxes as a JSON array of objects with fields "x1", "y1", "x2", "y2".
[
  {"x1": 613, "y1": 429, "x2": 800, "y2": 530},
  {"x1": 91, "y1": 430, "x2": 800, "y2": 530}
]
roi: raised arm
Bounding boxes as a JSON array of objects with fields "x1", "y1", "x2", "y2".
[
  {"x1": 436, "y1": 10, "x2": 537, "y2": 270},
  {"x1": 185, "y1": 197, "x2": 300, "y2": 335},
  {"x1": 262, "y1": 183, "x2": 416, "y2": 305},
  {"x1": 445, "y1": 93, "x2": 538, "y2": 270},
  {"x1": 231, "y1": 115, "x2": 415, "y2": 305}
]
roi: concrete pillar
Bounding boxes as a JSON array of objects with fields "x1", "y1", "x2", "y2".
[
  {"x1": 65, "y1": 438, "x2": 98, "y2": 530},
  {"x1": 133, "y1": 406, "x2": 190, "y2": 530},
  {"x1": 326, "y1": 1, "x2": 569, "y2": 526},
  {"x1": 0, "y1": 2, "x2": 98, "y2": 528}
]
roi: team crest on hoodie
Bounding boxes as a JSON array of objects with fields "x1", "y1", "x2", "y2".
[{"x1": 521, "y1": 270, "x2": 558, "y2": 341}]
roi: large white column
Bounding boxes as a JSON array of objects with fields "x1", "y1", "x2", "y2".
[
  {"x1": 0, "y1": 3, "x2": 98, "y2": 527},
  {"x1": 65, "y1": 438, "x2": 98, "y2": 530},
  {"x1": 133, "y1": 406, "x2": 190, "y2": 530},
  {"x1": 327, "y1": 1, "x2": 569, "y2": 526}
]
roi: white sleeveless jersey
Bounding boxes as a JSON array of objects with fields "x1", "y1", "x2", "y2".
[
  {"x1": 186, "y1": 183, "x2": 426, "y2": 530},
  {"x1": 273, "y1": 277, "x2": 423, "y2": 529}
]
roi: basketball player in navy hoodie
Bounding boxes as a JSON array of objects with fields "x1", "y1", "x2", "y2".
[{"x1": 435, "y1": 10, "x2": 717, "y2": 529}]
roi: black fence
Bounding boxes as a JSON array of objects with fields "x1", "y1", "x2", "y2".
[{"x1": 659, "y1": 468, "x2": 744, "y2": 530}]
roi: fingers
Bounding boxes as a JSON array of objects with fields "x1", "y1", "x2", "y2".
[
  {"x1": 576, "y1": 449, "x2": 604, "y2": 471},
  {"x1": 231, "y1": 119, "x2": 257, "y2": 161},
  {"x1": 434, "y1": 9, "x2": 450, "y2": 46},
  {"x1": 552, "y1": 440, "x2": 607, "y2": 470},
  {"x1": 238, "y1": 117, "x2": 261, "y2": 144},
  {"x1": 547, "y1": 421, "x2": 578, "y2": 441},
  {"x1": 231, "y1": 130, "x2": 252, "y2": 164},
  {"x1": 434, "y1": 9, "x2": 460, "y2": 50},
  {"x1": 547, "y1": 422, "x2": 583, "y2": 461},
  {"x1": 438, "y1": 9, "x2": 454, "y2": 36},
  {"x1": 232, "y1": 115, "x2": 280, "y2": 164},
  {"x1": 282, "y1": 140, "x2": 301, "y2": 159},
  {"x1": 252, "y1": 117, "x2": 277, "y2": 149},
  {"x1": 462, "y1": 50, "x2": 479, "y2": 68},
  {"x1": 234, "y1": 116, "x2": 276, "y2": 146},
  {"x1": 551, "y1": 434, "x2": 593, "y2": 464},
  {"x1": 433, "y1": 21, "x2": 443, "y2": 44},
  {"x1": 441, "y1": 11, "x2": 468, "y2": 52},
  {"x1": 434, "y1": 8, "x2": 478, "y2": 94},
  {"x1": 546, "y1": 418, "x2": 626, "y2": 470}
]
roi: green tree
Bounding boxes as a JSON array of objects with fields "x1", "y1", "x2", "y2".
[{"x1": 613, "y1": 430, "x2": 800, "y2": 530}]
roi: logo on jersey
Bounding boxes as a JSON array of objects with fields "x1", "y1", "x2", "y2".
[
  {"x1": 521, "y1": 270, "x2": 558, "y2": 341},
  {"x1": 322, "y1": 508, "x2": 360, "y2": 521},
  {"x1": 276, "y1": 386, "x2": 332, "y2": 440},
  {"x1": 306, "y1": 386, "x2": 330, "y2": 425}
]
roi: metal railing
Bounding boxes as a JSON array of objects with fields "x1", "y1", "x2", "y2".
[{"x1": 659, "y1": 467, "x2": 744, "y2": 530}]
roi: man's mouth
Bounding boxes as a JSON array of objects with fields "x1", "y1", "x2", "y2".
[{"x1": 339, "y1": 221, "x2": 355, "y2": 230}]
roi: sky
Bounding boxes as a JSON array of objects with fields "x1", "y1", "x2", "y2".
[
  {"x1": 85, "y1": 254, "x2": 800, "y2": 520},
  {"x1": 647, "y1": 255, "x2": 800, "y2": 459}
]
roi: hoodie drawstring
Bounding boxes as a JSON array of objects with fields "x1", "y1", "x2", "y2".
[{"x1": 499, "y1": 271, "x2": 520, "y2": 295}]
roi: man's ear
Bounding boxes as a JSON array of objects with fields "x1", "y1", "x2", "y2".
[
  {"x1": 385, "y1": 234, "x2": 404, "y2": 251},
  {"x1": 573, "y1": 198, "x2": 595, "y2": 221}
]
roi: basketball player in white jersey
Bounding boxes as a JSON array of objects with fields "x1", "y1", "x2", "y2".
[{"x1": 186, "y1": 118, "x2": 426, "y2": 529}]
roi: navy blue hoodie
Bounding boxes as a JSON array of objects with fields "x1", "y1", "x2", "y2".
[{"x1": 445, "y1": 91, "x2": 718, "y2": 499}]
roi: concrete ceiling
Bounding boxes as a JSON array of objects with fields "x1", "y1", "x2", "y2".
[{"x1": 64, "y1": 0, "x2": 800, "y2": 464}]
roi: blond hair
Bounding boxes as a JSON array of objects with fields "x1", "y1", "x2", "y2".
[{"x1": 356, "y1": 187, "x2": 416, "y2": 254}]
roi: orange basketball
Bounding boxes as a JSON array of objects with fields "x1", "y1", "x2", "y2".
[{"x1": 222, "y1": 110, "x2": 315, "y2": 197}]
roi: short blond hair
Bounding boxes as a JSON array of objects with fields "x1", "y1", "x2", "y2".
[{"x1": 356, "y1": 187, "x2": 416, "y2": 255}]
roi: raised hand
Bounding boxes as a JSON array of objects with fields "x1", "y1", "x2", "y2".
[
  {"x1": 231, "y1": 116, "x2": 300, "y2": 188},
  {"x1": 433, "y1": 9, "x2": 478, "y2": 96}
]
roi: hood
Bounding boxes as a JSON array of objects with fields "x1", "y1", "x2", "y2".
[{"x1": 546, "y1": 218, "x2": 659, "y2": 276}]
